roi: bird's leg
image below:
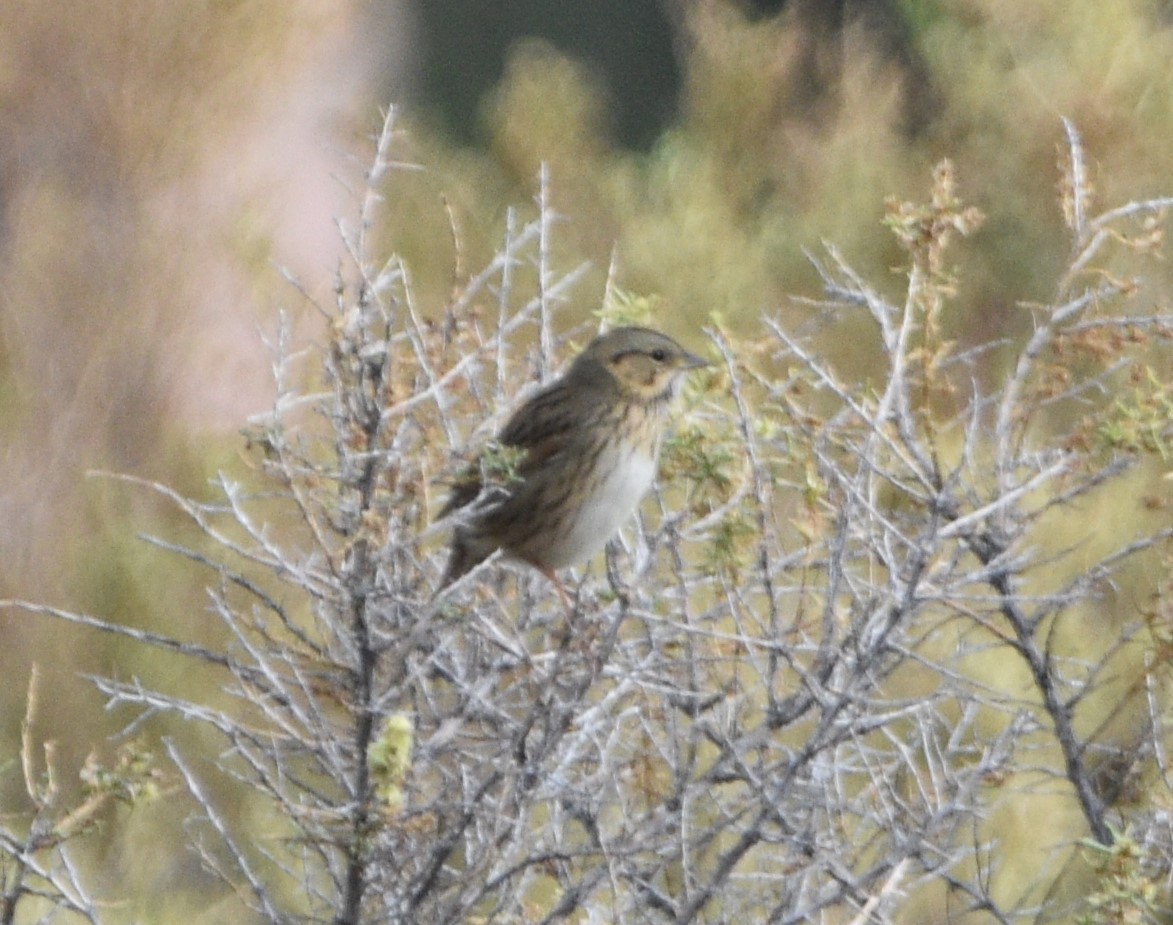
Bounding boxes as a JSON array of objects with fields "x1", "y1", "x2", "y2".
[{"x1": 541, "y1": 567, "x2": 574, "y2": 612}]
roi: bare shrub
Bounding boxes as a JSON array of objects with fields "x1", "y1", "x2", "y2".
[{"x1": 3, "y1": 113, "x2": 1171, "y2": 924}]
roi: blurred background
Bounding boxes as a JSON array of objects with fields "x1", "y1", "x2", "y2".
[{"x1": 1, "y1": 0, "x2": 1170, "y2": 916}]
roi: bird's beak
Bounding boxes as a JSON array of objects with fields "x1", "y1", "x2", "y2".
[{"x1": 681, "y1": 350, "x2": 710, "y2": 370}]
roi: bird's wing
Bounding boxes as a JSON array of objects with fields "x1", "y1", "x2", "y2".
[
  {"x1": 436, "y1": 472, "x2": 483, "y2": 521},
  {"x1": 497, "y1": 381, "x2": 582, "y2": 468},
  {"x1": 436, "y1": 381, "x2": 582, "y2": 521}
]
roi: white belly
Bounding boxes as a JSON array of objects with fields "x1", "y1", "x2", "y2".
[{"x1": 544, "y1": 447, "x2": 657, "y2": 568}]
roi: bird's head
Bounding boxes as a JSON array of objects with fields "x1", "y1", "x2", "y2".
[{"x1": 575, "y1": 326, "x2": 709, "y2": 403}]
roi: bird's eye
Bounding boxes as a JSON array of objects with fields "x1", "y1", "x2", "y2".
[{"x1": 651, "y1": 349, "x2": 667, "y2": 362}]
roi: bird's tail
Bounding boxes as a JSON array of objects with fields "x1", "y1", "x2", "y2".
[{"x1": 432, "y1": 529, "x2": 490, "y2": 601}]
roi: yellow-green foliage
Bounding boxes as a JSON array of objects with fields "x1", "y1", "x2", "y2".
[
  {"x1": 1078, "y1": 830, "x2": 1171, "y2": 925},
  {"x1": 0, "y1": 1, "x2": 1171, "y2": 921},
  {"x1": 381, "y1": 0, "x2": 1173, "y2": 362},
  {"x1": 369, "y1": 714, "x2": 414, "y2": 810}
]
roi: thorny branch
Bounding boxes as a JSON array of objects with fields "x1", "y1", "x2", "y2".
[{"x1": 1, "y1": 113, "x2": 1170, "y2": 924}]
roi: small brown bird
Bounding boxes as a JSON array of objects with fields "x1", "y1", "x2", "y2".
[{"x1": 436, "y1": 326, "x2": 708, "y2": 601}]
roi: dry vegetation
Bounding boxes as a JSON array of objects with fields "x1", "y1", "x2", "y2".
[
  {"x1": 1, "y1": 2, "x2": 1172, "y2": 923},
  {"x1": 3, "y1": 108, "x2": 1171, "y2": 924}
]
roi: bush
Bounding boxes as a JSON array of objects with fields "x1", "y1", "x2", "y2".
[{"x1": 2, "y1": 111, "x2": 1170, "y2": 925}]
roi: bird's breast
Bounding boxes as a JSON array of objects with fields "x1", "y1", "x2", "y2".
[{"x1": 540, "y1": 442, "x2": 658, "y2": 569}]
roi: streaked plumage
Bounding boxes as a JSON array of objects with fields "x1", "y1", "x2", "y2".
[{"x1": 437, "y1": 326, "x2": 707, "y2": 599}]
